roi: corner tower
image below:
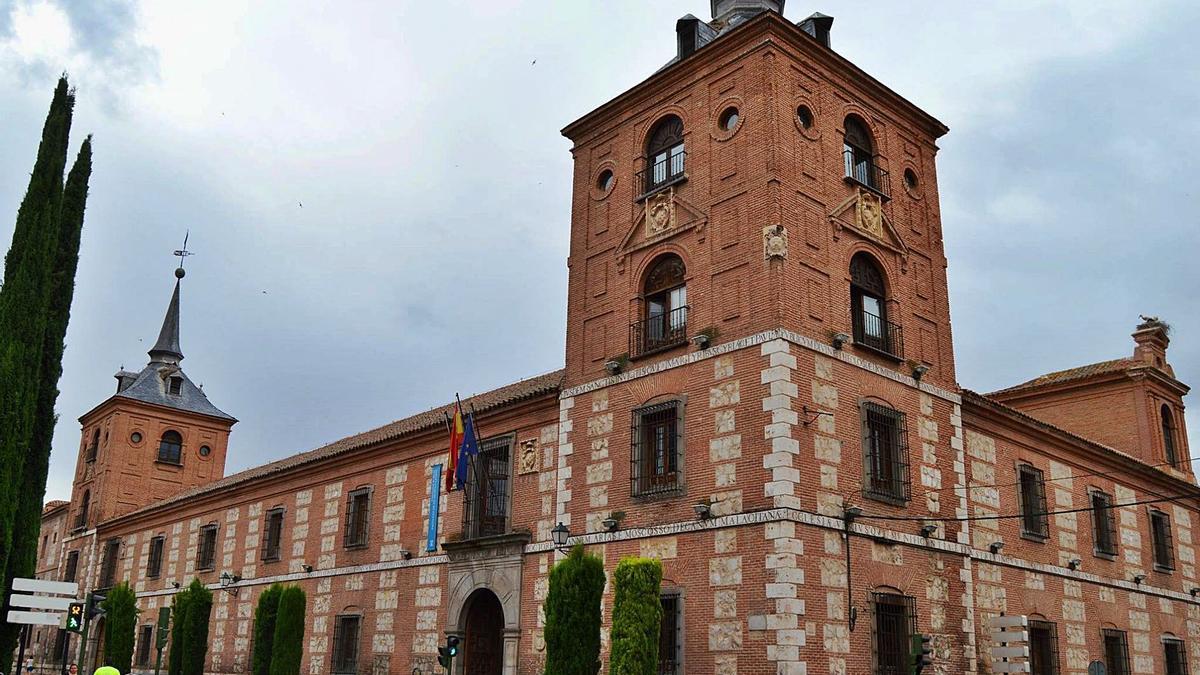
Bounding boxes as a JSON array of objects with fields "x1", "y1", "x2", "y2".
[{"x1": 66, "y1": 264, "x2": 236, "y2": 532}]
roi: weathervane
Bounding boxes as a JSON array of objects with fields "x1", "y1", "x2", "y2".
[{"x1": 172, "y1": 231, "x2": 192, "y2": 279}]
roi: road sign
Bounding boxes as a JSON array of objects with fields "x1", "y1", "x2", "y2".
[
  {"x1": 12, "y1": 578, "x2": 77, "y2": 595},
  {"x1": 9, "y1": 593, "x2": 73, "y2": 611},
  {"x1": 988, "y1": 614, "x2": 1031, "y2": 673},
  {"x1": 5, "y1": 610, "x2": 62, "y2": 626},
  {"x1": 9, "y1": 576, "x2": 78, "y2": 626}
]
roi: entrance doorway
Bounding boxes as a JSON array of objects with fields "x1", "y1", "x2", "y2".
[{"x1": 462, "y1": 589, "x2": 504, "y2": 675}]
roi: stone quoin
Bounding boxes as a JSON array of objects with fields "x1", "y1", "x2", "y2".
[{"x1": 21, "y1": 2, "x2": 1196, "y2": 675}]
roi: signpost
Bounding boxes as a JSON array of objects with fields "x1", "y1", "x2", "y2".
[
  {"x1": 7, "y1": 578, "x2": 79, "y2": 675},
  {"x1": 153, "y1": 606, "x2": 171, "y2": 675},
  {"x1": 988, "y1": 614, "x2": 1031, "y2": 674}
]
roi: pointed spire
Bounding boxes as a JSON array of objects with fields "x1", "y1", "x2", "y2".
[{"x1": 148, "y1": 268, "x2": 185, "y2": 364}]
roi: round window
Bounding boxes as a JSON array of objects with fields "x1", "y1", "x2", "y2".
[
  {"x1": 719, "y1": 107, "x2": 739, "y2": 132},
  {"x1": 199, "y1": 445, "x2": 212, "y2": 457},
  {"x1": 796, "y1": 105, "x2": 814, "y2": 129},
  {"x1": 596, "y1": 169, "x2": 614, "y2": 193},
  {"x1": 904, "y1": 168, "x2": 919, "y2": 192},
  {"x1": 130, "y1": 432, "x2": 142, "y2": 444}
]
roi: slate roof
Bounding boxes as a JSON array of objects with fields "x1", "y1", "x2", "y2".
[
  {"x1": 988, "y1": 358, "x2": 1136, "y2": 397},
  {"x1": 111, "y1": 369, "x2": 564, "y2": 523},
  {"x1": 42, "y1": 500, "x2": 69, "y2": 515},
  {"x1": 111, "y1": 361, "x2": 236, "y2": 421}
]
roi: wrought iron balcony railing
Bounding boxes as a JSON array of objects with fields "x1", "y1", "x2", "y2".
[
  {"x1": 843, "y1": 148, "x2": 890, "y2": 199},
  {"x1": 630, "y1": 305, "x2": 689, "y2": 358},
  {"x1": 636, "y1": 150, "x2": 687, "y2": 198},
  {"x1": 853, "y1": 310, "x2": 903, "y2": 359}
]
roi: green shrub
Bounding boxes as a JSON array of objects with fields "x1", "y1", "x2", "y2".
[
  {"x1": 167, "y1": 588, "x2": 189, "y2": 675},
  {"x1": 609, "y1": 557, "x2": 663, "y2": 675},
  {"x1": 178, "y1": 579, "x2": 212, "y2": 675},
  {"x1": 251, "y1": 583, "x2": 284, "y2": 675},
  {"x1": 102, "y1": 582, "x2": 138, "y2": 673},
  {"x1": 544, "y1": 545, "x2": 606, "y2": 675},
  {"x1": 269, "y1": 585, "x2": 307, "y2": 675}
]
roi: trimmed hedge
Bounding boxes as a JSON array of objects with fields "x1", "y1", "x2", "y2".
[
  {"x1": 609, "y1": 557, "x2": 663, "y2": 675},
  {"x1": 269, "y1": 585, "x2": 306, "y2": 675},
  {"x1": 251, "y1": 583, "x2": 284, "y2": 675},
  {"x1": 102, "y1": 582, "x2": 138, "y2": 673},
  {"x1": 544, "y1": 545, "x2": 606, "y2": 675}
]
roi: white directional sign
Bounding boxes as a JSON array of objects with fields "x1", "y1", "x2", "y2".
[
  {"x1": 12, "y1": 578, "x2": 77, "y2": 595},
  {"x1": 989, "y1": 614, "x2": 1031, "y2": 674},
  {"x1": 5, "y1": 610, "x2": 63, "y2": 626},
  {"x1": 7, "y1": 577, "x2": 79, "y2": 626}
]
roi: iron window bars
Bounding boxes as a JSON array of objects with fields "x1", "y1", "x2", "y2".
[
  {"x1": 631, "y1": 305, "x2": 690, "y2": 358},
  {"x1": 344, "y1": 488, "x2": 372, "y2": 548},
  {"x1": 462, "y1": 436, "x2": 513, "y2": 540},
  {"x1": 862, "y1": 402, "x2": 910, "y2": 504},
  {"x1": 99, "y1": 537, "x2": 120, "y2": 589},
  {"x1": 146, "y1": 535, "x2": 165, "y2": 578},
  {"x1": 1091, "y1": 490, "x2": 1118, "y2": 556},
  {"x1": 1103, "y1": 629, "x2": 1130, "y2": 675},
  {"x1": 62, "y1": 551, "x2": 79, "y2": 583},
  {"x1": 631, "y1": 401, "x2": 683, "y2": 498},
  {"x1": 659, "y1": 593, "x2": 683, "y2": 675},
  {"x1": 1151, "y1": 509, "x2": 1176, "y2": 571},
  {"x1": 1018, "y1": 465, "x2": 1050, "y2": 539},
  {"x1": 1028, "y1": 619, "x2": 1060, "y2": 675},
  {"x1": 871, "y1": 592, "x2": 917, "y2": 675},
  {"x1": 1165, "y1": 637, "x2": 1190, "y2": 675},
  {"x1": 330, "y1": 614, "x2": 362, "y2": 674},
  {"x1": 197, "y1": 523, "x2": 218, "y2": 571},
  {"x1": 262, "y1": 508, "x2": 284, "y2": 561},
  {"x1": 137, "y1": 625, "x2": 154, "y2": 666}
]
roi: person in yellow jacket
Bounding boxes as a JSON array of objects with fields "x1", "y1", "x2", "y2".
[{"x1": 93, "y1": 667, "x2": 121, "y2": 675}]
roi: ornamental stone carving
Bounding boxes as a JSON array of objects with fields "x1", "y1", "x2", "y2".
[
  {"x1": 517, "y1": 438, "x2": 538, "y2": 475},
  {"x1": 645, "y1": 191, "x2": 676, "y2": 235},
  {"x1": 763, "y1": 224, "x2": 788, "y2": 260},
  {"x1": 855, "y1": 188, "x2": 884, "y2": 240}
]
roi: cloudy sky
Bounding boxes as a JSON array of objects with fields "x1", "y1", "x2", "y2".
[{"x1": 1, "y1": 0, "x2": 1196, "y2": 502}]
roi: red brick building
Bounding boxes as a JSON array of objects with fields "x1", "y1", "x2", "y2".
[{"x1": 26, "y1": 2, "x2": 1196, "y2": 674}]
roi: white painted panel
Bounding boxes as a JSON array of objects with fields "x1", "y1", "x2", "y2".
[
  {"x1": 11, "y1": 578, "x2": 77, "y2": 595},
  {"x1": 6, "y1": 610, "x2": 63, "y2": 626},
  {"x1": 8, "y1": 594, "x2": 72, "y2": 611}
]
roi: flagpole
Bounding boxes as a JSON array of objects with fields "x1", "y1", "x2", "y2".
[
  {"x1": 456, "y1": 394, "x2": 487, "y2": 516},
  {"x1": 441, "y1": 410, "x2": 455, "y2": 493}
]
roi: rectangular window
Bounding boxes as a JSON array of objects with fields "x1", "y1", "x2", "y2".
[
  {"x1": 1152, "y1": 510, "x2": 1175, "y2": 571},
  {"x1": 343, "y1": 489, "x2": 371, "y2": 548},
  {"x1": 872, "y1": 591, "x2": 916, "y2": 675},
  {"x1": 1018, "y1": 464, "x2": 1049, "y2": 539},
  {"x1": 463, "y1": 436, "x2": 513, "y2": 539},
  {"x1": 631, "y1": 401, "x2": 682, "y2": 498},
  {"x1": 262, "y1": 509, "x2": 284, "y2": 562},
  {"x1": 862, "y1": 402, "x2": 910, "y2": 504},
  {"x1": 137, "y1": 624, "x2": 154, "y2": 666},
  {"x1": 1104, "y1": 629, "x2": 1130, "y2": 675},
  {"x1": 659, "y1": 593, "x2": 682, "y2": 675},
  {"x1": 1029, "y1": 620, "x2": 1059, "y2": 675},
  {"x1": 330, "y1": 614, "x2": 361, "y2": 674},
  {"x1": 197, "y1": 524, "x2": 218, "y2": 571},
  {"x1": 1165, "y1": 638, "x2": 1189, "y2": 675},
  {"x1": 1091, "y1": 490, "x2": 1118, "y2": 556},
  {"x1": 62, "y1": 550, "x2": 79, "y2": 583},
  {"x1": 52, "y1": 629, "x2": 66, "y2": 664},
  {"x1": 146, "y1": 536, "x2": 165, "y2": 578},
  {"x1": 100, "y1": 538, "x2": 120, "y2": 588}
]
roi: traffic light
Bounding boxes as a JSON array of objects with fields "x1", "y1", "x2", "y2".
[
  {"x1": 911, "y1": 633, "x2": 933, "y2": 674},
  {"x1": 85, "y1": 592, "x2": 106, "y2": 620},
  {"x1": 65, "y1": 602, "x2": 84, "y2": 633},
  {"x1": 437, "y1": 635, "x2": 460, "y2": 671}
]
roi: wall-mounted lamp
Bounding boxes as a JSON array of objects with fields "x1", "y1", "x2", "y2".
[
  {"x1": 989, "y1": 541, "x2": 1004, "y2": 554},
  {"x1": 171, "y1": 581, "x2": 180, "y2": 589},
  {"x1": 219, "y1": 572, "x2": 242, "y2": 597},
  {"x1": 1067, "y1": 558, "x2": 1082, "y2": 571},
  {"x1": 691, "y1": 333, "x2": 711, "y2": 350},
  {"x1": 551, "y1": 522, "x2": 571, "y2": 552},
  {"x1": 602, "y1": 517, "x2": 620, "y2": 533},
  {"x1": 1133, "y1": 574, "x2": 1146, "y2": 585},
  {"x1": 831, "y1": 332, "x2": 851, "y2": 350},
  {"x1": 399, "y1": 550, "x2": 412, "y2": 561},
  {"x1": 844, "y1": 506, "x2": 864, "y2": 522},
  {"x1": 694, "y1": 502, "x2": 712, "y2": 520},
  {"x1": 912, "y1": 364, "x2": 930, "y2": 381},
  {"x1": 301, "y1": 564, "x2": 313, "y2": 574},
  {"x1": 604, "y1": 360, "x2": 622, "y2": 376},
  {"x1": 919, "y1": 524, "x2": 938, "y2": 538},
  {"x1": 1189, "y1": 587, "x2": 1200, "y2": 597}
]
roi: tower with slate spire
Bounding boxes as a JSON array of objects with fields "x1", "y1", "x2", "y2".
[{"x1": 66, "y1": 261, "x2": 236, "y2": 532}]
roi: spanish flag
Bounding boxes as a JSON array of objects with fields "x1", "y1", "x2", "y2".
[{"x1": 446, "y1": 404, "x2": 464, "y2": 492}]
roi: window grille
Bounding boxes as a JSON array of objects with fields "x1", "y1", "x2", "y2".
[
  {"x1": 157, "y1": 430, "x2": 183, "y2": 464},
  {"x1": 197, "y1": 524, "x2": 218, "y2": 571},
  {"x1": 1163, "y1": 404, "x2": 1179, "y2": 465},
  {"x1": 147, "y1": 536, "x2": 165, "y2": 578},
  {"x1": 85, "y1": 428, "x2": 99, "y2": 463},
  {"x1": 1152, "y1": 510, "x2": 1176, "y2": 570},
  {"x1": 462, "y1": 436, "x2": 512, "y2": 539},
  {"x1": 63, "y1": 551, "x2": 79, "y2": 583},
  {"x1": 1091, "y1": 491, "x2": 1118, "y2": 556},
  {"x1": 1019, "y1": 465, "x2": 1049, "y2": 539},
  {"x1": 330, "y1": 615, "x2": 361, "y2": 674},
  {"x1": 344, "y1": 489, "x2": 371, "y2": 548},
  {"x1": 871, "y1": 592, "x2": 916, "y2": 675},
  {"x1": 262, "y1": 509, "x2": 284, "y2": 561},
  {"x1": 137, "y1": 625, "x2": 154, "y2": 666},
  {"x1": 659, "y1": 593, "x2": 682, "y2": 675},
  {"x1": 1029, "y1": 620, "x2": 1060, "y2": 675},
  {"x1": 1103, "y1": 629, "x2": 1131, "y2": 675},
  {"x1": 74, "y1": 491, "x2": 90, "y2": 531},
  {"x1": 1165, "y1": 637, "x2": 1190, "y2": 675},
  {"x1": 99, "y1": 538, "x2": 120, "y2": 588},
  {"x1": 631, "y1": 401, "x2": 682, "y2": 497},
  {"x1": 861, "y1": 402, "x2": 910, "y2": 504}
]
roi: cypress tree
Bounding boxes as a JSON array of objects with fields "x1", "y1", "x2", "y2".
[
  {"x1": 251, "y1": 583, "x2": 284, "y2": 675},
  {"x1": 102, "y1": 581, "x2": 138, "y2": 672},
  {"x1": 268, "y1": 585, "x2": 306, "y2": 675},
  {"x1": 0, "y1": 135, "x2": 92, "y2": 668},
  {"x1": 544, "y1": 545, "x2": 606, "y2": 675},
  {"x1": 0, "y1": 75, "x2": 74, "y2": 632},
  {"x1": 180, "y1": 578, "x2": 213, "y2": 675},
  {"x1": 167, "y1": 587, "x2": 191, "y2": 675},
  {"x1": 609, "y1": 557, "x2": 663, "y2": 675}
]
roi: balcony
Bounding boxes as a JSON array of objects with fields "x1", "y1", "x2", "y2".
[
  {"x1": 843, "y1": 149, "x2": 890, "y2": 199},
  {"x1": 636, "y1": 150, "x2": 687, "y2": 200},
  {"x1": 630, "y1": 306, "x2": 689, "y2": 358},
  {"x1": 853, "y1": 310, "x2": 904, "y2": 360}
]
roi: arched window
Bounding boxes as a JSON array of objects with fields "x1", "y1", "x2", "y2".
[
  {"x1": 86, "y1": 428, "x2": 99, "y2": 462},
  {"x1": 843, "y1": 116, "x2": 882, "y2": 193},
  {"x1": 645, "y1": 115, "x2": 685, "y2": 192},
  {"x1": 75, "y1": 490, "x2": 90, "y2": 530},
  {"x1": 850, "y1": 253, "x2": 900, "y2": 357},
  {"x1": 158, "y1": 430, "x2": 183, "y2": 465},
  {"x1": 1162, "y1": 404, "x2": 1178, "y2": 465},
  {"x1": 634, "y1": 254, "x2": 688, "y2": 355}
]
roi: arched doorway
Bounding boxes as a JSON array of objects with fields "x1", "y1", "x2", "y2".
[{"x1": 462, "y1": 589, "x2": 504, "y2": 675}]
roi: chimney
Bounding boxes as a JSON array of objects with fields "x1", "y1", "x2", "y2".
[
  {"x1": 711, "y1": 0, "x2": 784, "y2": 28},
  {"x1": 798, "y1": 12, "x2": 834, "y2": 48},
  {"x1": 1131, "y1": 316, "x2": 1172, "y2": 372}
]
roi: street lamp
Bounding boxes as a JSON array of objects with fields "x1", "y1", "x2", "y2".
[{"x1": 551, "y1": 522, "x2": 570, "y2": 552}]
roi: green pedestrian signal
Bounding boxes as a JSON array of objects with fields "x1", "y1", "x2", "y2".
[
  {"x1": 911, "y1": 633, "x2": 933, "y2": 674},
  {"x1": 437, "y1": 635, "x2": 460, "y2": 671},
  {"x1": 65, "y1": 602, "x2": 84, "y2": 633}
]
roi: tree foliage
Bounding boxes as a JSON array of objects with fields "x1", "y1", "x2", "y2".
[
  {"x1": 102, "y1": 581, "x2": 138, "y2": 673},
  {"x1": 269, "y1": 585, "x2": 307, "y2": 675},
  {"x1": 609, "y1": 557, "x2": 663, "y2": 675},
  {"x1": 544, "y1": 545, "x2": 606, "y2": 675},
  {"x1": 167, "y1": 589, "x2": 188, "y2": 675},
  {"x1": 251, "y1": 583, "x2": 284, "y2": 675},
  {"x1": 167, "y1": 579, "x2": 212, "y2": 675}
]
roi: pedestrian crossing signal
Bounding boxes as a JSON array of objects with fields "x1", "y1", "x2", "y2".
[
  {"x1": 65, "y1": 603, "x2": 84, "y2": 633},
  {"x1": 437, "y1": 635, "x2": 460, "y2": 671},
  {"x1": 911, "y1": 633, "x2": 933, "y2": 674}
]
